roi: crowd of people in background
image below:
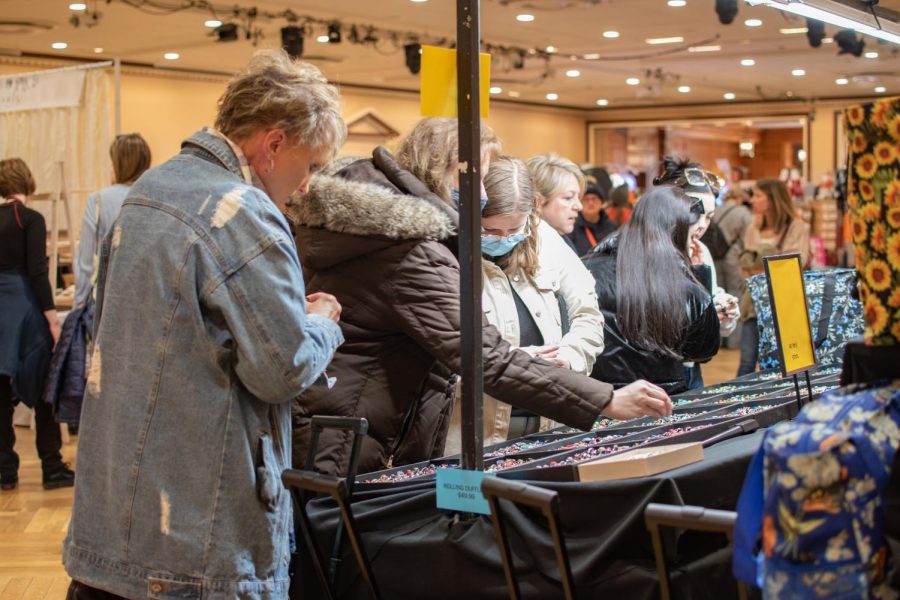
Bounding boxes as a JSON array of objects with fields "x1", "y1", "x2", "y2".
[{"x1": 0, "y1": 48, "x2": 821, "y2": 599}]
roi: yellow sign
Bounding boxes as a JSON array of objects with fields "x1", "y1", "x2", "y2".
[
  {"x1": 764, "y1": 254, "x2": 817, "y2": 375},
  {"x1": 420, "y1": 45, "x2": 491, "y2": 118}
]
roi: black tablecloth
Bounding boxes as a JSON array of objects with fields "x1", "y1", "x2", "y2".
[{"x1": 297, "y1": 430, "x2": 766, "y2": 600}]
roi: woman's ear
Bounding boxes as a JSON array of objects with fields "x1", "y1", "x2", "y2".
[{"x1": 264, "y1": 129, "x2": 288, "y2": 157}]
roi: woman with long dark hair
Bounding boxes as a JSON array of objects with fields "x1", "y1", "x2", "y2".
[{"x1": 584, "y1": 186, "x2": 721, "y2": 393}]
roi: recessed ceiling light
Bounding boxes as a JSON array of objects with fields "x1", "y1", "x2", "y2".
[
  {"x1": 603, "y1": 31, "x2": 620, "y2": 39},
  {"x1": 792, "y1": 69, "x2": 806, "y2": 77},
  {"x1": 835, "y1": 78, "x2": 849, "y2": 85},
  {"x1": 740, "y1": 58, "x2": 756, "y2": 66},
  {"x1": 596, "y1": 98, "x2": 609, "y2": 106},
  {"x1": 51, "y1": 42, "x2": 67, "y2": 50},
  {"x1": 545, "y1": 45, "x2": 557, "y2": 53},
  {"x1": 317, "y1": 35, "x2": 329, "y2": 43},
  {"x1": 93, "y1": 47, "x2": 103, "y2": 53},
  {"x1": 626, "y1": 77, "x2": 640, "y2": 85},
  {"x1": 69, "y1": 3, "x2": 87, "y2": 10},
  {"x1": 786, "y1": 91, "x2": 794, "y2": 97},
  {"x1": 875, "y1": 86, "x2": 887, "y2": 93},
  {"x1": 508, "y1": 90, "x2": 521, "y2": 98},
  {"x1": 678, "y1": 85, "x2": 691, "y2": 93},
  {"x1": 744, "y1": 19, "x2": 763, "y2": 27},
  {"x1": 779, "y1": 27, "x2": 808, "y2": 34},
  {"x1": 204, "y1": 19, "x2": 222, "y2": 28},
  {"x1": 489, "y1": 86, "x2": 502, "y2": 94},
  {"x1": 723, "y1": 92, "x2": 736, "y2": 100},
  {"x1": 566, "y1": 69, "x2": 581, "y2": 77},
  {"x1": 689, "y1": 45, "x2": 721, "y2": 53},
  {"x1": 822, "y1": 37, "x2": 834, "y2": 43},
  {"x1": 516, "y1": 14, "x2": 535, "y2": 22},
  {"x1": 865, "y1": 51, "x2": 879, "y2": 59},
  {"x1": 546, "y1": 92, "x2": 559, "y2": 101},
  {"x1": 646, "y1": 36, "x2": 684, "y2": 45},
  {"x1": 163, "y1": 52, "x2": 180, "y2": 60},
  {"x1": 668, "y1": 0, "x2": 687, "y2": 6},
  {"x1": 583, "y1": 53, "x2": 601, "y2": 60}
]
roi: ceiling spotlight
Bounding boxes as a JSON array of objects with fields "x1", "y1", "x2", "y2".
[
  {"x1": 646, "y1": 36, "x2": 684, "y2": 45},
  {"x1": 780, "y1": 27, "x2": 808, "y2": 34},
  {"x1": 744, "y1": 19, "x2": 763, "y2": 27},
  {"x1": 834, "y1": 29, "x2": 865, "y2": 57},
  {"x1": 875, "y1": 86, "x2": 887, "y2": 93},
  {"x1": 512, "y1": 50, "x2": 526, "y2": 69},
  {"x1": 806, "y1": 19, "x2": 825, "y2": 47},
  {"x1": 204, "y1": 19, "x2": 222, "y2": 28},
  {"x1": 546, "y1": 92, "x2": 559, "y2": 101},
  {"x1": 792, "y1": 68, "x2": 806, "y2": 76},
  {"x1": 603, "y1": 30, "x2": 620, "y2": 38},
  {"x1": 546, "y1": 45, "x2": 557, "y2": 53},
  {"x1": 596, "y1": 98, "x2": 609, "y2": 106},
  {"x1": 516, "y1": 14, "x2": 535, "y2": 22},
  {"x1": 715, "y1": 0, "x2": 739, "y2": 25},
  {"x1": 317, "y1": 35, "x2": 330, "y2": 43},
  {"x1": 865, "y1": 51, "x2": 879, "y2": 58},
  {"x1": 281, "y1": 26, "x2": 304, "y2": 59},
  {"x1": 835, "y1": 78, "x2": 849, "y2": 85},
  {"x1": 723, "y1": 92, "x2": 736, "y2": 100},
  {"x1": 626, "y1": 77, "x2": 640, "y2": 85},
  {"x1": 93, "y1": 47, "x2": 103, "y2": 53},
  {"x1": 566, "y1": 69, "x2": 581, "y2": 77},
  {"x1": 489, "y1": 86, "x2": 502, "y2": 94},
  {"x1": 508, "y1": 90, "x2": 521, "y2": 98},
  {"x1": 678, "y1": 85, "x2": 691, "y2": 93},
  {"x1": 689, "y1": 45, "x2": 722, "y2": 53},
  {"x1": 69, "y1": 3, "x2": 86, "y2": 10},
  {"x1": 328, "y1": 22, "x2": 341, "y2": 43},
  {"x1": 163, "y1": 52, "x2": 180, "y2": 60},
  {"x1": 216, "y1": 23, "x2": 239, "y2": 42},
  {"x1": 740, "y1": 58, "x2": 756, "y2": 66},
  {"x1": 404, "y1": 43, "x2": 422, "y2": 74},
  {"x1": 668, "y1": 0, "x2": 687, "y2": 6},
  {"x1": 51, "y1": 42, "x2": 67, "y2": 49},
  {"x1": 583, "y1": 53, "x2": 601, "y2": 59}
]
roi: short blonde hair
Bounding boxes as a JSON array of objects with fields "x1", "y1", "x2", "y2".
[
  {"x1": 215, "y1": 49, "x2": 346, "y2": 156},
  {"x1": 111, "y1": 133, "x2": 151, "y2": 184},
  {"x1": 0, "y1": 158, "x2": 36, "y2": 198},
  {"x1": 483, "y1": 155, "x2": 540, "y2": 281},
  {"x1": 526, "y1": 153, "x2": 586, "y2": 206},
  {"x1": 395, "y1": 117, "x2": 501, "y2": 203}
]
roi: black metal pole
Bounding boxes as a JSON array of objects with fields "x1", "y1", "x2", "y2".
[{"x1": 457, "y1": 0, "x2": 484, "y2": 472}]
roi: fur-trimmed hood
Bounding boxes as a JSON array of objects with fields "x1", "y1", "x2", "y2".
[{"x1": 286, "y1": 147, "x2": 457, "y2": 270}]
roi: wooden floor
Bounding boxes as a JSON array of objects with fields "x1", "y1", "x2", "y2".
[{"x1": 0, "y1": 349, "x2": 740, "y2": 598}]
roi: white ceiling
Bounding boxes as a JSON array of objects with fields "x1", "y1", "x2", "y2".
[{"x1": 1, "y1": 0, "x2": 898, "y2": 108}]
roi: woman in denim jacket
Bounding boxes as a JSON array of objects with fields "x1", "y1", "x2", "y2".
[{"x1": 63, "y1": 50, "x2": 346, "y2": 600}]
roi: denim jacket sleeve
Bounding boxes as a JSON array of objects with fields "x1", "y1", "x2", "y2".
[{"x1": 205, "y1": 238, "x2": 344, "y2": 404}]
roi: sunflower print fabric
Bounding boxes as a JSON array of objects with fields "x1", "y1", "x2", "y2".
[{"x1": 845, "y1": 98, "x2": 900, "y2": 345}]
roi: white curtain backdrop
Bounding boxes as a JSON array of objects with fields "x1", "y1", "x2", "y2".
[{"x1": 0, "y1": 66, "x2": 114, "y2": 238}]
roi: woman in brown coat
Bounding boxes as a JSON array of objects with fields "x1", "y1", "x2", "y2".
[{"x1": 288, "y1": 118, "x2": 671, "y2": 476}]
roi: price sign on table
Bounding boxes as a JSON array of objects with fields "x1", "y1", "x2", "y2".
[
  {"x1": 763, "y1": 254, "x2": 816, "y2": 375},
  {"x1": 436, "y1": 468, "x2": 494, "y2": 515}
]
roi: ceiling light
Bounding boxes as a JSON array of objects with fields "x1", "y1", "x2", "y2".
[
  {"x1": 204, "y1": 19, "x2": 222, "y2": 28},
  {"x1": 163, "y1": 52, "x2": 180, "y2": 60},
  {"x1": 807, "y1": 19, "x2": 825, "y2": 46},
  {"x1": 327, "y1": 22, "x2": 341, "y2": 43},
  {"x1": 583, "y1": 53, "x2": 601, "y2": 59},
  {"x1": 745, "y1": 18, "x2": 763, "y2": 27},
  {"x1": 678, "y1": 85, "x2": 691, "y2": 93},
  {"x1": 69, "y1": 3, "x2": 86, "y2": 10},
  {"x1": 834, "y1": 29, "x2": 865, "y2": 56},
  {"x1": 723, "y1": 92, "x2": 736, "y2": 100},
  {"x1": 411, "y1": 0, "x2": 429, "y2": 2},
  {"x1": 689, "y1": 45, "x2": 722, "y2": 52},
  {"x1": 404, "y1": 43, "x2": 422, "y2": 74},
  {"x1": 51, "y1": 42, "x2": 67, "y2": 49},
  {"x1": 93, "y1": 47, "x2": 103, "y2": 53},
  {"x1": 780, "y1": 27, "x2": 807, "y2": 34},
  {"x1": 626, "y1": 77, "x2": 640, "y2": 85},
  {"x1": 545, "y1": 45, "x2": 557, "y2": 53},
  {"x1": 740, "y1": 58, "x2": 756, "y2": 66},
  {"x1": 865, "y1": 51, "x2": 879, "y2": 58},
  {"x1": 516, "y1": 14, "x2": 535, "y2": 22},
  {"x1": 596, "y1": 99, "x2": 609, "y2": 106},
  {"x1": 668, "y1": 0, "x2": 687, "y2": 6},
  {"x1": 875, "y1": 86, "x2": 887, "y2": 93},
  {"x1": 317, "y1": 35, "x2": 330, "y2": 43},
  {"x1": 216, "y1": 23, "x2": 239, "y2": 42},
  {"x1": 546, "y1": 92, "x2": 559, "y2": 101},
  {"x1": 716, "y1": 0, "x2": 739, "y2": 24},
  {"x1": 508, "y1": 90, "x2": 520, "y2": 98},
  {"x1": 747, "y1": 0, "x2": 900, "y2": 45},
  {"x1": 603, "y1": 30, "x2": 620, "y2": 38},
  {"x1": 792, "y1": 68, "x2": 806, "y2": 76},
  {"x1": 566, "y1": 69, "x2": 581, "y2": 77},
  {"x1": 822, "y1": 37, "x2": 833, "y2": 43},
  {"x1": 835, "y1": 78, "x2": 849, "y2": 85},
  {"x1": 646, "y1": 36, "x2": 684, "y2": 45},
  {"x1": 489, "y1": 86, "x2": 502, "y2": 94}
]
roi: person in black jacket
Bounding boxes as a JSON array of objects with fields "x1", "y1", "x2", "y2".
[
  {"x1": 568, "y1": 185, "x2": 618, "y2": 256},
  {"x1": 584, "y1": 185, "x2": 720, "y2": 394}
]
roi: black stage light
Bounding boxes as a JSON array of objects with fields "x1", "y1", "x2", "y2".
[
  {"x1": 806, "y1": 18, "x2": 825, "y2": 47},
  {"x1": 513, "y1": 50, "x2": 526, "y2": 69},
  {"x1": 281, "y1": 26, "x2": 304, "y2": 58},
  {"x1": 404, "y1": 43, "x2": 421, "y2": 75},
  {"x1": 834, "y1": 29, "x2": 865, "y2": 57},
  {"x1": 216, "y1": 23, "x2": 239, "y2": 42},
  {"x1": 715, "y1": 0, "x2": 739, "y2": 24},
  {"x1": 328, "y1": 22, "x2": 341, "y2": 43}
]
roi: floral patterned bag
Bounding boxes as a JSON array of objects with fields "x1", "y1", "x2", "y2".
[{"x1": 733, "y1": 381, "x2": 900, "y2": 598}]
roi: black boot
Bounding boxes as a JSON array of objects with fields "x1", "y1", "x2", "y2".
[{"x1": 43, "y1": 463, "x2": 74, "y2": 490}]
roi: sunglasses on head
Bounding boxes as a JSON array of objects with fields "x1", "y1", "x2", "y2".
[{"x1": 683, "y1": 168, "x2": 721, "y2": 196}]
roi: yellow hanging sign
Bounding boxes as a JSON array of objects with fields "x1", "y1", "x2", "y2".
[
  {"x1": 764, "y1": 254, "x2": 817, "y2": 375},
  {"x1": 420, "y1": 45, "x2": 491, "y2": 118}
]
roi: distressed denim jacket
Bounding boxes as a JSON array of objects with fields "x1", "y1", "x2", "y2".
[{"x1": 63, "y1": 129, "x2": 344, "y2": 599}]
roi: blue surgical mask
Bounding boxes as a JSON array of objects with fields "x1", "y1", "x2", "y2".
[
  {"x1": 450, "y1": 188, "x2": 488, "y2": 212},
  {"x1": 481, "y1": 232, "x2": 528, "y2": 257}
]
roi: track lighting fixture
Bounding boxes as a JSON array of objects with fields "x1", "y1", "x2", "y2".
[
  {"x1": 281, "y1": 26, "x2": 304, "y2": 58},
  {"x1": 404, "y1": 43, "x2": 421, "y2": 75},
  {"x1": 715, "y1": 0, "x2": 739, "y2": 24},
  {"x1": 806, "y1": 18, "x2": 825, "y2": 47},
  {"x1": 834, "y1": 29, "x2": 865, "y2": 57}
]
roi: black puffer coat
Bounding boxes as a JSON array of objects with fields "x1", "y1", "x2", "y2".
[
  {"x1": 288, "y1": 148, "x2": 613, "y2": 476},
  {"x1": 583, "y1": 236, "x2": 720, "y2": 394}
]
